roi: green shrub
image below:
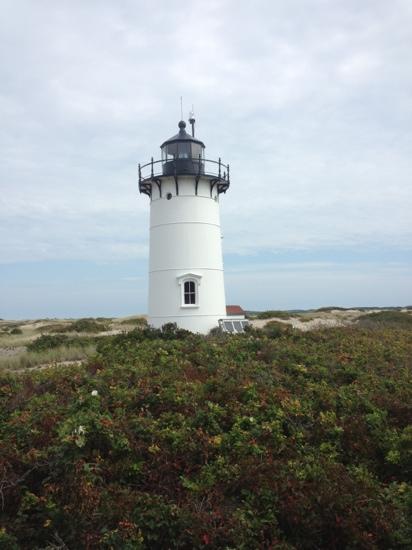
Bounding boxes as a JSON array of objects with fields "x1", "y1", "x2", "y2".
[
  {"x1": 0, "y1": 344, "x2": 95, "y2": 371},
  {"x1": 1, "y1": 326, "x2": 412, "y2": 548},
  {"x1": 35, "y1": 323, "x2": 71, "y2": 333},
  {"x1": 262, "y1": 320, "x2": 294, "y2": 338},
  {"x1": 27, "y1": 334, "x2": 69, "y2": 352},
  {"x1": 119, "y1": 317, "x2": 148, "y2": 327},
  {"x1": 357, "y1": 311, "x2": 412, "y2": 329},
  {"x1": 316, "y1": 306, "x2": 348, "y2": 312},
  {"x1": 27, "y1": 334, "x2": 97, "y2": 353},
  {"x1": 35, "y1": 319, "x2": 110, "y2": 334},
  {"x1": 69, "y1": 318, "x2": 110, "y2": 333},
  {"x1": 256, "y1": 310, "x2": 292, "y2": 319}
]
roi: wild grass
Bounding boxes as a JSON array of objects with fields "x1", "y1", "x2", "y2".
[
  {"x1": 34, "y1": 322, "x2": 73, "y2": 333},
  {"x1": 315, "y1": 306, "x2": 348, "y2": 312},
  {"x1": 0, "y1": 328, "x2": 37, "y2": 348},
  {"x1": 118, "y1": 316, "x2": 148, "y2": 326},
  {"x1": 0, "y1": 344, "x2": 96, "y2": 371},
  {"x1": 33, "y1": 318, "x2": 113, "y2": 334},
  {"x1": 357, "y1": 310, "x2": 412, "y2": 329},
  {"x1": 255, "y1": 310, "x2": 294, "y2": 320}
]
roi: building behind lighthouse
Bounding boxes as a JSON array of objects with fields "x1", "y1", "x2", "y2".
[{"x1": 139, "y1": 116, "x2": 232, "y2": 334}]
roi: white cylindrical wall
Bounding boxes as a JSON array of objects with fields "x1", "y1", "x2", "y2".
[{"x1": 148, "y1": 175, "x2": 226, "y2": 333}]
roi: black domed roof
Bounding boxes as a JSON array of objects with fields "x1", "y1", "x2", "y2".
[{"x1": 161, "y1": 120, "x2": 205, "y2": 148}]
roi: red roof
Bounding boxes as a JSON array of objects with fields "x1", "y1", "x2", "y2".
[{"x1": 226, "y1": 305, "x2": 245, "y2": 316}]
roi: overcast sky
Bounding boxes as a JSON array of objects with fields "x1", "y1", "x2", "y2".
[{"x1": 1, "y1": 0, "x2": 411, "y2": 318}]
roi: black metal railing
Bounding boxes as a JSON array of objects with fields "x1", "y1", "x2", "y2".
[{"x1": 138, "y1": 157, "x2": 230, "y2": 196}]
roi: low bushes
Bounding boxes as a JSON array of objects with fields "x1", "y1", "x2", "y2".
[
  {"x1": 35, "y1": 318, "x2": 111, "y2": 335},
  {"x1": 0, "y1": 344, "x2": 96, "y2": 371},
  {"x1": 256, "y1": 310, "x2": 293, "y2": 320},
  {"x1": 119, "y1": 317, "x2": 148, "y2": 327},
  {"x1": 27, "y1": 334, "x2": 96, "y2": 353},
  {"x1": 0, "y1": 326, "x2": 411, "y2": 548},
  {"x1": 357, "y1": 310, "x2": 412, "y2": 329}
]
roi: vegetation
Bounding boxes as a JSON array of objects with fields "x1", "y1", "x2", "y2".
[
  {"x1": 27, "y1": 334, "x2": 97, "y2": 353},
  {"x1": 35, "y1": 323, "x2": 73, "y2": 334},
  {"x1": 119, "y1": 317, "x2": 148, "y2": 327},
  {"x1": 67, "y1": 318, "x2": 111, "y2": 333},
  {"x1": 0, "y1": 324, "x2": 411, "y2": 548},
  {"x1": 315, "y1": 306, "x2": 348, "y2": 312},
  {"x1": 0, "y1": 324, "x2": 24, "y2": 336},
  {"x1": 33, "y1": 318, "x2": 111, "y2": 335},
  {"x1": 0, "y1": 344, "x2": 96, "y2": 372},
  {"x1": 357, "y1": 310, "x2": 412, "y2": 329},
  {"x1": 255, "y1": 310, "x2": 294, "y2": 320}
]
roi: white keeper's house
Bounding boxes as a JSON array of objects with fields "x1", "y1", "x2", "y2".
[{"x1": 139, "y1": 114, "x2": 247, "y2": 334}]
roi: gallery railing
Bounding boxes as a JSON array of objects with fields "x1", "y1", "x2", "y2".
[{"x1": 138, "y1": 157, "x2": 230, "y2": 196}]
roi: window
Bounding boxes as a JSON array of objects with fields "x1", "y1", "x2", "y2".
[
  {"x1": 177, "y1": 142, "x2": 190, "y2": 159},
  {"x1": 191, "y1": 143, "x2": 203, "y2": 159},
  {"x1": 177, "y1": 273, "x2": 201, "y2": 308},
  {"x1": 184, "y1": 280, "x2": 196, "y2": 304}
]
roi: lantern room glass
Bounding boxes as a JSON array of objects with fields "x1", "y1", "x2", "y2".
[{"x1": 161, "y1": 141, "x2": 204, "y2": 162}]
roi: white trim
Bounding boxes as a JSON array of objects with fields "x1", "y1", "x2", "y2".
[
  {"x1": 177, "y1": 273, "x2": 202, "y2": 308},
  {"x1": 176, "y1": 272, "x2": 202, "y2": 283},
  {"x1": 150, "y1": 222, "x2": 221, "y2": 229},
  {"x1": 150, "y1": 268, "x2": 222, "y2": 274}
]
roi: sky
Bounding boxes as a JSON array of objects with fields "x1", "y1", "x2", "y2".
[{"x1": 1, "y1": 0, "x2": 411, "y2": 318}]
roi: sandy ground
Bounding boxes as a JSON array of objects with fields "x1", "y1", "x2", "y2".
[{"x1": 250, "y1": 309, "x2": 379, "y2": 332}]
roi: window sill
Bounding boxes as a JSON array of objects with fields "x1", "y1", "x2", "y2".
[{"x1": 180, "y1": 304, "x2": 199, "y2": 309}]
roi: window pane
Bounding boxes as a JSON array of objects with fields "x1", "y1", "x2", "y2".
[
  {"x1": 223, "y1": 321, "x2": 234, "y2": 332},
  {"x1": 166, "y1": 143, "x2": 178, "y2": 157},
  {"x1": 191, "y1": 143, "x2": 202, "y2": 159},
  {"x1": 233, "y1": 321, "x2": 243, "y2": 332},
  {"x1": 177, "y1": 142, "x2": 190, "y2": 158},
  {"x1": 184, "y1": 280, "x2": 196, "y2": 305}
]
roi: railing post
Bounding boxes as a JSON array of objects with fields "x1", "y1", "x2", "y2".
[
  {"x1": 227, "y1": 164, "x2": 230, "y2": 181},
  {"x1": 151, "y1": 157, "x2": 154, "y2": 178},
  {"x1": 138, "y1": 163, "x2": 141, "y2": 182},
  {"x1": 218, "y1": 157, "x2": 221, "y2": 178}
]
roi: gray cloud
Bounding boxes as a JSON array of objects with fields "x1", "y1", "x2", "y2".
[{"x1": 1, "y1": 0, "x2": 411, "y2": 265}]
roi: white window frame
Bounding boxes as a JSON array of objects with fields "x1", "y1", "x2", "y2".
[{"x1": 177, "y1": 273, "x2": 201, "y2": 309}]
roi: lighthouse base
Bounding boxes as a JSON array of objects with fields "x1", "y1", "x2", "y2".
[{"x1": 149, "y1": 315, "x2": 223, "y2": 335}]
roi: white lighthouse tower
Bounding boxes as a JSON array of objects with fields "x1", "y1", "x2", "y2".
[{"x1": 139, "y1": 116, "x2": 230, "y2": 333}]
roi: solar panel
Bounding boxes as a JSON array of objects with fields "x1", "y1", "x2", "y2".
[{"x1": 219, "y1": 319, "x2": 249, "y2": 333}]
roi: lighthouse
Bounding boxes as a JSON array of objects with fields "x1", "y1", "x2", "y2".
[{"x1": 139, "y1": 115, "x2": 230, "y2": 334}]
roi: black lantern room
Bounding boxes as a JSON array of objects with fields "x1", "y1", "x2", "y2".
[
  {"x1": 161, "y1": 120, "x2": 205, "y2": 176},
  {"x1": 139, "y1": 119, "x2": 230, "y2": 197}
]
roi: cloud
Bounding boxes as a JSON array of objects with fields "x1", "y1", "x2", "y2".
[{"x1": 0, "y1": 0, "x2": 411, "y2": 312}]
